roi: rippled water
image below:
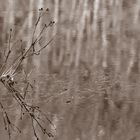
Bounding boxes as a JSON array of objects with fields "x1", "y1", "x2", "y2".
[{"x1": 0, "y1": 0, "x2": 140, "y2": 140}]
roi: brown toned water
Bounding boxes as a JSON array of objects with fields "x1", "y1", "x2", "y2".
[{"x1": 0, "y1": 0, "x2": 140, "y2": 140}]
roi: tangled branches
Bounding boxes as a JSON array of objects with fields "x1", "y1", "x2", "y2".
[{"x1": 0, "y1": 8, "x2": 56, "y2": 140}]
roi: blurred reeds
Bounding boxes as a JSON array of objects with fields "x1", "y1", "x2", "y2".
[{"x1": 0, "y1": 0, "x2": 140, "y2": 140}]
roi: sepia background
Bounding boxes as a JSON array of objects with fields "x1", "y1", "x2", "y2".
[{"x1": 0, "y1": 0, "x2": 140, "y2": 140}]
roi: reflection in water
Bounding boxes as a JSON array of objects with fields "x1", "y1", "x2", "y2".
[{"x1": 0, "y1": 0, "x2": 140, "y2": 140}]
